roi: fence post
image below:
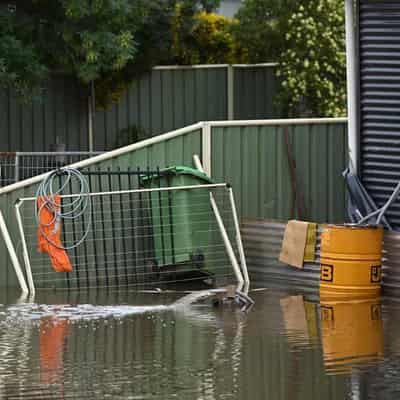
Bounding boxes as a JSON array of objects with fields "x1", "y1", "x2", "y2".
[
  {"x1": 227, "y1": 65, "x2": 235, "y2": 120},
  {"x1": 14, "y1": 153, "x2": 19, "y2": 183},
  {"x1": 201, "y1": 122, "x2": 212, "y2": 177}
]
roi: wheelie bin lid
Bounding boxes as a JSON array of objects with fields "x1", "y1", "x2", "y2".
[{"x1": 141, "y1": 166, "x2": 213, "y2": 184}]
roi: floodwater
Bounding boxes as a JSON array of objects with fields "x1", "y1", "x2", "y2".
[{"x1": 0, "y1": 285, "x2": 400, "y2": 399}]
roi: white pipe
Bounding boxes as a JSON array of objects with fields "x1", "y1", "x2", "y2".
[
  {"x1": 152, "y1": 63, "x2": 278, "y2": 70},
  {"x1": 228, "y1": 187, "x2": 250, "y2": 291},
  {"x1": 208, "y1": 117, "x2": 347, "y2": 127},
  {"x1": 193, "y1": 154, "x2": 204, "y2": 173},
  {"x1": 202, "y1": 122, "x2": 212, "y2": 176},
  {"x1": 20, "y1": 183, "x2": 228, "y2": 202},
  {"x1": 0, "y1": 211, "x2": 28, "y2": 294},
  {"x1": 0, "y1": 122, "x2": 204, "y2": 195},
  {"x1": 210, "y1": 195, "x2": 244, "y2": 289},
  {"x1": 193, "y1": 155, "x2": 245, "y2": 288},
  {"x1": 231, "y1": 63, "x2": 278, "y2": 68},
  {"x1": 345, "y1": 0, "x2": 359, "y2": 173},
  {"x1": 153, "y1": 64, "x2": 230, "y2": 70},
  {"x1": 14, "y1": 202, "x2": 35, "y2": 295}
]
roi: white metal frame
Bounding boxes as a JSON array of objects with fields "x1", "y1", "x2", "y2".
[
  {"x1": 227, "y1": 187, "x2": 249, "y2": 292},
  {"x1": 193, "y1": 154, "x2": 248, "y2": 291},
  {"x1": 14, "y1": 201, "x2": 35, "y2": 295},
  {"x1": 0, "y1": 210, "x2": 28, "y2": 294},
  {"x1": 15, "y1": 182, "x2": 249, "y2": 294}
]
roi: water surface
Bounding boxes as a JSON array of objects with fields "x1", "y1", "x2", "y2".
[{"x1": 0, "y1": 286, "x2": 399, "y2": 399}]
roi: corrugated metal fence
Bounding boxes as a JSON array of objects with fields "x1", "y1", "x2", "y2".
[
  {"x1": 0, "y1": 78, "x2": 88, "y2": 152},
  {"x1": 211, "y1": 121, "x2": 347, "y2": 222},
  {"x1": 358, "y1": 1, "x2": 400, "y2": 229},
  {"x1": 0, "y1": 118, "x2": 347, "y2": 288},
  {"x1": 0, "y1": 64, "x2": 278, "y2": 152}
]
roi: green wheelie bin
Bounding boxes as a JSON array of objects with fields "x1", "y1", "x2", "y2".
[{"x1": 141, "y1": 166, "x2": 216, "y2": 279}]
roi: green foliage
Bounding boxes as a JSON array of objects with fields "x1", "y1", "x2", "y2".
[
  {"x1": 177, "y1": 0, "x2": 221, "y2": 13},
  {"x1": 29, "y1": 0, "x2": 139, "y2": 83},
  {"x1": 171, "y1": 9, "x2": 244, "y2": 64},
  {"x1": 0, "y1": 0, "x2": 346, "y2": 118},
  {"x1": 0, "y1": 6, "x2": 47, "y2": 98},
  {"x1": 91, "y1": 0, "x2": 175, "y2": 107},
  {"x1": 277, "y1": 0, "x2": 346, "y2": 117},
  {"x1": 232, "y1": 0, "x2": 300, "y2": 62},
  {"x1": 1, "y1": 0, "x2": 173, "y2": 105},
  {"x1": 114, "y1": 124, "x2": 146, "y2": 148}
]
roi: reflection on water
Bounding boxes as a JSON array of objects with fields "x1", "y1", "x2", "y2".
[
  {"x1": 320, "y1": 299, "x2": 384, "y2": 374},
  {"x1": 1, "y1": 287, "x2": 400, "y2": 399}
]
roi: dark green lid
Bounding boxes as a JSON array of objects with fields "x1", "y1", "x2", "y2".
[{"x1": 141, "y1": 165, "x2": 213, "y2": 183}]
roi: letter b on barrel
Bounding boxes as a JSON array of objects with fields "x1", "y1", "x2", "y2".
[{"x1": 321, "y1": 264, "x2": 334, "y2": 282}]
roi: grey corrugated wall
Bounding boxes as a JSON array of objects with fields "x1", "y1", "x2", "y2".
[
  {"x1": 0, "y1": 65, "x2": 278, "y2": 152},
  {"x1": 358, "y1": 0, "x2": 400, "y2": 229}
]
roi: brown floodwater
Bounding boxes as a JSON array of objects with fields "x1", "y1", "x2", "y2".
[{"x1": 0, "y1": 284, "x2": 399, "y2": 399}]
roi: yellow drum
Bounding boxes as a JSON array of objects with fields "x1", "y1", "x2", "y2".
[
  {"x1": 320, "y1": 299, "x2": 384, "y2": 374},
  {"x1": 320, "y1": 224, "x2": 383, "y2": 300}
]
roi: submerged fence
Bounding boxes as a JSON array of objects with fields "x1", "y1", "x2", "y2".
[{"x1": 0, "y1": 118, "x2": 347, "y2": 288}]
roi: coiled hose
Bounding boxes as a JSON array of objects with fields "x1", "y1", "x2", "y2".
[{"x1": 36, "y1": 167, "x2": 91, "y2": 249}]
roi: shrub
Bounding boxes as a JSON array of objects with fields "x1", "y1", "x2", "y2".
[{"x1": 277, "y1": 0, "x2": 346, "y2": 117}]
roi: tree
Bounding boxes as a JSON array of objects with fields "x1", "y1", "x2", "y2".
[
  {"x1": 0, "y1": 5, "x2": 46, "y2": 97},
  {"x1": 232, "y1": 0, "x2": 300, "y2": 63},
  {"x1": 170, "y1": 10, "x2": 243, "y2": 65},
  {"x1": 24, "y1": 0, "x2": 140, "y2": 83},
  {"x1": 1, "y1": 0, "x2": 224, "y2": 105},
  {"x1": 85, "y1": 0, "x2": 176, "y2": 106},
  {"x1": 277, "y1": 0, "x2": 346, "y2": 117}
]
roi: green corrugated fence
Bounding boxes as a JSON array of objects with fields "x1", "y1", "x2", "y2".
[
  {"x1": 0, "y1": 64, "x2": 278, "y2": 152},
  {"x1": 211, "y1": 122, "x2": 347, "y2": 222},
  {"x1": 0, "y1": 118, "x2": 347, "y2": 288}
]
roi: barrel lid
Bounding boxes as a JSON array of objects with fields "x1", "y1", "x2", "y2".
[{"x1": 324, "y1": 223, "x2": 382, "y2": 230}]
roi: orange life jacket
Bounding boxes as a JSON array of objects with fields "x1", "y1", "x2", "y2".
[{"x1": 37, "y1": 195, "x2": 73, "y2": 273}]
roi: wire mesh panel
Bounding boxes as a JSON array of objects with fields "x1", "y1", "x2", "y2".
[
  {"x1": 0, "y1": 152, "x2": 102, "y2": 187},
  {"x1": 15, "y1": 184, "x2": 239, "y2": 291},
  {"x1": 0, "y1": 153, "x2": 17, "y2": 187}
]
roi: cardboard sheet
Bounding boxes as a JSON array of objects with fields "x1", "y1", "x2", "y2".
[{"x1": 279, "y1": 220, "x2": 309, "y2": 268}]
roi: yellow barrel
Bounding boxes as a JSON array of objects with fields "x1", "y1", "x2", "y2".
[
  {"x1": 320, "y1": 299, "x2": 384, "y2": 374},
  {"x1": 320, "y1": 224, "x2": 383, "y2": 300}
]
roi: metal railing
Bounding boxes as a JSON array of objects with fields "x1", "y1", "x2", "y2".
[{"x1": 0, "y1": 152, "x2": 102, "y2": 188}]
